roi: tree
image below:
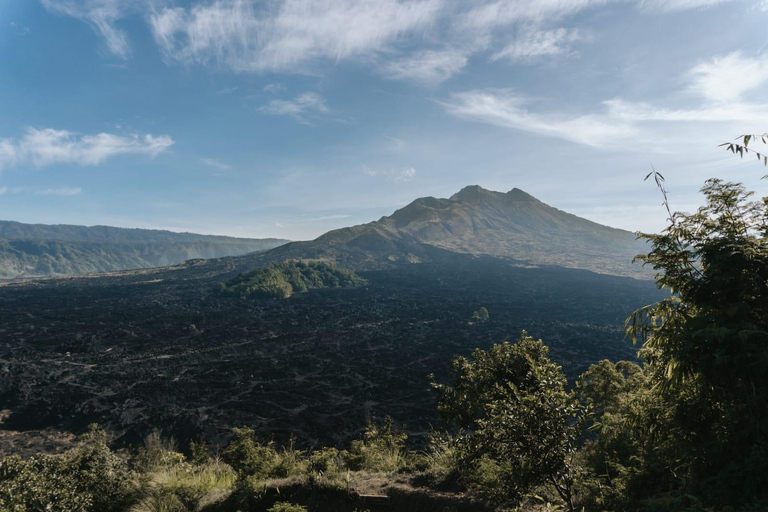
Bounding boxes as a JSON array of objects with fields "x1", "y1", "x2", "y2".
[
  {"x1": 472, "y1": 307, "x2": 489, "y2": 323},
  {"x1": 430, "y1": 332, "x2": 583, "y2": 510},
  {"x1": 626, "y1": 179, "x2": 768, "y2": 507}
]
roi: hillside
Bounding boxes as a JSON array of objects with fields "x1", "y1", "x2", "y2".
[
  {"x1": 218, "y1": 261, "x2": 367, "y2": 299},
  {"x1": 0, "y1": 220, "x2": 288, "y2": 278},
  {"x1": 258, "y1": 186, "x2": 647, "y2": 278}
]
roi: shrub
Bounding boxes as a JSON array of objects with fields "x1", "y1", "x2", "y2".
[
  {"x1": 267, "y1": 503, "x2": 307, "y2": 512},
  {"x1": 221, "y1": 428, "x2": 307, "y2": 480},
  {"x1": 347, "y1": 416, "x2": 407, "y2": 473},
  {"x1": 0, "y1": 425, "x2": 136, "y2": 512},
  {"x1": 135, "y1": 430, "x2": 185, "y2": 471}
]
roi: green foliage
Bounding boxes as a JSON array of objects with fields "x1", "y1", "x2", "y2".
[
  {"x1": 307, "y1": 447, "x2": 341, "y2": 475},
  {"x1": 135, "y1": 430, "x2": 185, "y2": 471},
  {"x1": 720, "y1": 133, "x2": 768, "y2": 173},
  {"x1": 218, "y1": 260, "x2": 367, "y2": 299},
  {"x1": 431, "y1": 333, "x2": 584, "y2": 509},
  {"x1": 137, "y1": 460, "x2": 236, "y2": 511},
  {"x1": 220, "y1": 428, "x2": 307, "y2": 481},
  {"x1": 472, "y1": 307, "x2": 489, "y2": 323},
  {"x1": 624, "y1": 179, "x2": 768, "y2": 507},
  {"x1": 347, "y1": 416, "x2": 408, "y2": 473},
  {"x1": 266, "y1": 503, "x2": 308, "y2": 512},
  {"x1": 188, "y1": 439, "x2": 211, "y2": 466},
  {"x1": 0, "y1": 425, "x2": 136, "y2": 512}
]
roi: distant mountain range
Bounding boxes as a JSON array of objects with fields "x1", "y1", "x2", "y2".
[
  {"x1": 1, "y1": 186, "x2": 649, "y2": 279},
  {"x1": 0, "y1": 221, "x2": 288, "y2": 278},
  {"x1": 256, "y1": 185, "x2": 648, "y2": 278}
]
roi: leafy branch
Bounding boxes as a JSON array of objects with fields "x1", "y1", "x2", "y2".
[{"x1": 719, "y1": 133, "x2": 768, "y2": 178}]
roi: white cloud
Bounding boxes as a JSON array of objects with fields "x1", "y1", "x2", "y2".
[
  {"x1": 461, "y1": 0, "x2": 612, "y2": 32},
  {"x1": 686, "y1": 52, "x2": 768, "y2": 103},
  {"x1": 41, "y1": 0, "x2": 134, "y2": 58},
  {"x1": 202, "y1": 158, "x2": 231, "y2": 171},
  {"x1": 639, "y1": 0, "x2": 736, "y2": 12},
  {"x1": 259, "y1": 92, "x2": 329, "y2": 124},
  {"x1": 604, "y1": 52, "x2": 768, "y2": 122},
  {"x1": 491, "y1": 27, "x2": 584, "y2": 61},
  {"x1": 604, "y1": 99, "x2": 768, "y2": 122},
  {"x1": 444, "y1": 52, "x2": 768, "y2": 146},
  {"x1": 382, "y1": 49, "x2": 469, "y2": 85},
  {"x1": 443, "y1": 89, "x2": 635, "y2": 147},
  {"x1": 0, "y1": 128, "x2": 174, "y2": 171},
  {"x1": 363, "y1": 166, "x2": 416, "y2": 182},
  {"x1": 149, "y1": 0, "x2": 442, "y2": 72},
  {"x1": 35, "y1": 187, "x2": 83, "y2": 196},
  {"x1": 45, "y1": 0, "x2": 740, "y2": 85},
  {"x1": 0, "y1": 186, "x2": 6, "y2": 195}
]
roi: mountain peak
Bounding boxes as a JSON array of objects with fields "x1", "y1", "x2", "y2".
[
  {"x1": 450, "y1": 185, "x2": 540, "y2": 205},
  {"x1": 506, "y1": 188, "x2": 538, "y2": 202},
  {"x1": 450, "y1": 185, "x2": 501, "y2": 204}
]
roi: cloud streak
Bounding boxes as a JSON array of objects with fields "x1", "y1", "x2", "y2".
[
  {"x1": 44, "y1": 0, "x2": 742, "y2": 84},
  {"x1": 0, "y1": 128, "x2": 174, "y2": 171},
  {"x1": 363, "y1": 166, "x2": 416, "y2": 182},
  {"x1": 443, "y1": 52, "x2": 768, "y2": 147},
  {"x1": 149, "y1": 0, "x2": 442, "y2": 72},
  {"x1": 382, "y1": 49, "x2": 469, "y2": 85},
  {"x1": 259, "y1": 92, "x2": 329, "y2": 124},
  {"x1": 35, "y1": 187, "x2": 83, "y2": 196},
  {"x1": 41, "y1": 0, "x2": 134, "y2": 58},
  {"x1": 443, "y1": 89, "x2": 635, "y2": 147}
]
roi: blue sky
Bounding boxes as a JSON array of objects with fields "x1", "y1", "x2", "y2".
[{"x1": 0, "y1": 0, "x2": 767, "y2": 240}]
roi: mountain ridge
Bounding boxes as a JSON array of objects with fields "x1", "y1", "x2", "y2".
[
  {"x1": 0, "y1": 220, "x2": 289, "y2": 278},
  {"x1": 255, "y1": 185, "x2": 648, "y2": 278}
]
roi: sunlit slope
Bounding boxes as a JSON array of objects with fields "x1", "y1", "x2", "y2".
[{"x1": 259, "y1": 185, "x2": 647, "y2": 278}]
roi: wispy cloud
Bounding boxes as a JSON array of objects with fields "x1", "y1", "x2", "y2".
[
  {"x1": 259, "y1": 92, "x2": 329, "y2": 124},
  {"x1": 216, "y1": 86, "x2": 238, "y2": 96},
  {"x1": 35, "y1": 187, "x2": 83, "y2": 196},
  {"x1": 604, "y1": 52, "x2": 768, "y2": 122},
  {"x1": 202, "y1": 158, "x2": 231, "y2": 171},
  {"x1": 382, "y1": 49, "x2": 469, "y2": 85},
  {"x1": 0, "y1": 128, "x2": 174, "y2": 171},
  {"x1": 0, "y1": 186, "x2": 6, "y2": 195},
  {"x1": 10, "y1": 21, "x2": 31, "y2": 36},
  {"x1": 491, "y1": 27, "x2": 584, "y2": 62},
  {"x1": 638, "y1": 0, "x2": 737, "y2": 12},
  {"x1": 443, "y1": 89, "x2": 634, "y2": 147},
  {"x1": 444, "y1": 52, "x2": 768, "y2": 146},
  {"x1": 363, "y1": 166, "x2": 417, "y2": 183},
  {"x1": 41, "y1": 0, "x2": 134, "y2": 59},
  {"x1": 149, "y1": 0, "x2": 442, "y2": 72},
  {"x1": 46, "y1": 0, "x2": 740, "y2": 85}
]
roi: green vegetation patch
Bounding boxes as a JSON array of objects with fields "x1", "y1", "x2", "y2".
[{"x1": 217, "y1": 260, "x2": 367, "y2": 299}]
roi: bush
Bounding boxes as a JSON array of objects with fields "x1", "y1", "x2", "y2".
[
  {"x1": 221, "y1": 428, "x2": 307, "y2": 480},
  {"x1": 431, "y1": 333, "x2": 584, "y2": 509},
  {"x1": 267, "y1": 503, "x2": 307, "y2": 512},
  {"x1": 0, "y1": 425, "x2": 136, "y2": 512},
  {"x1": 135, "y1": 430, "x2": 185, "y2": 471},
  {"x1": 347, "y1": 416, "x2": 407, "y2": 473}
]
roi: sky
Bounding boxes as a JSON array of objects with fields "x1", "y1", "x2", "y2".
[{"x1": 0, "y1": 0, "x2": 767, "y2": 241}]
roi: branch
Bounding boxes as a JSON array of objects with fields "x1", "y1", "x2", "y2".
[{"x1": 719, "y1": 134, "x2": 768, "y2": 179}]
